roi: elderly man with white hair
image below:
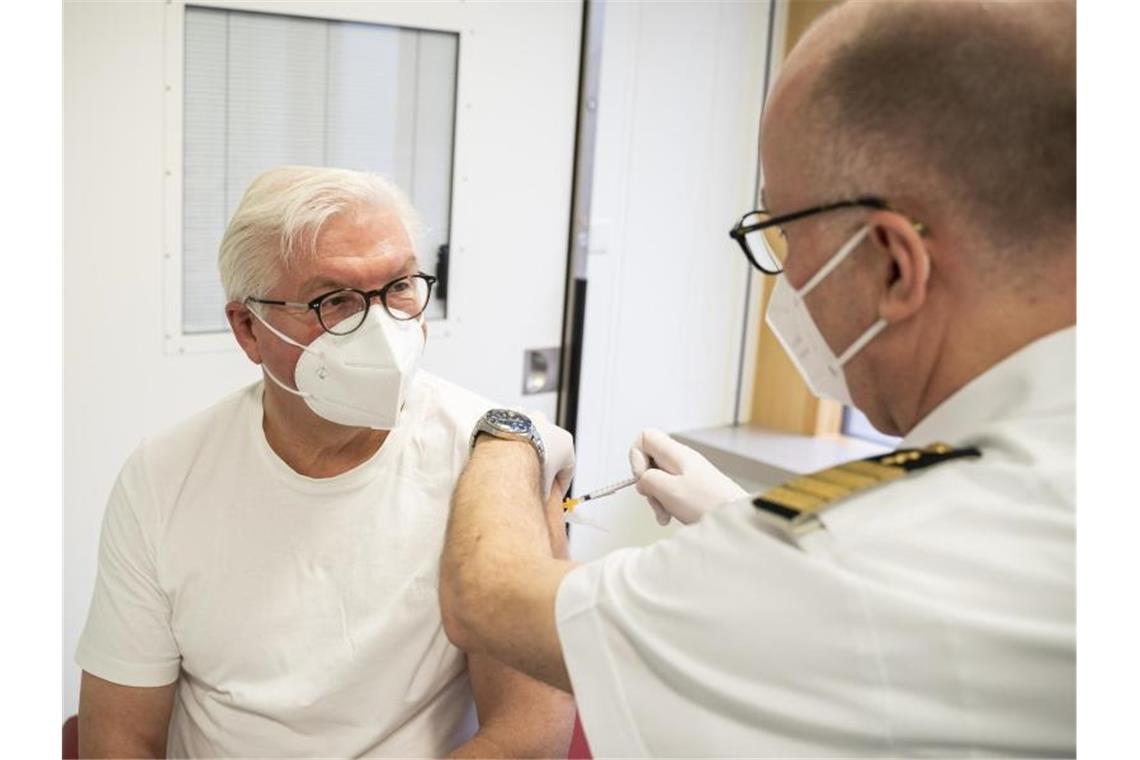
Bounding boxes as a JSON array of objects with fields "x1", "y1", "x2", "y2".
[{"x1": 75, "y1": 166, "x2": 574, "y2": 758}]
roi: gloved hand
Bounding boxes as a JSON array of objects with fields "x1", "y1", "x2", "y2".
[
  {"x1": 629, "y1": 428, "x2": 747, "y2": 526},
  {"x1": 528, "y1": 410, "x2": 576, "y2": 499}
]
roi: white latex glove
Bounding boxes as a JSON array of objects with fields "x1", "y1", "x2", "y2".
[
  {"x1": 629, "y1": 428, "x2": 748, "y2": 526},
  {"x1": 527, "y1": 410, "x2": 576, "y2": 498}
]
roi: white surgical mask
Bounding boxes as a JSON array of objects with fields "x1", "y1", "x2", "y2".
[
  {"x1": 765, "y1": 225, "x2": 887, "y2": 406},
  {"x1": 250, "y1": 306, "x2": 424, "y2": 430}
]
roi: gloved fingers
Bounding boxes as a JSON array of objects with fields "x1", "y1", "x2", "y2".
[
  {"x1": 635, "y1": 467, "x2": 678, "y2": 505},
  {"x1": 552, "y1": 469, "x2": 574, "y2": 499},
  {"x1": 526, "y1": 409, "x2": 576, "y2": 497},
  {"x1": 633, "y1": 471, "x2": 672, "y2": 525},
  {"x1": 635, "y1": 428, "x2": 691, "y2": 475},
  {"x1": 629, "y1": 443, "x2": 651, "y2": 479}
]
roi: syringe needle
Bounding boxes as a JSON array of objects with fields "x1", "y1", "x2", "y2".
[{"x1": 563, "y1": 476, "x2": 638, "y2": 511}]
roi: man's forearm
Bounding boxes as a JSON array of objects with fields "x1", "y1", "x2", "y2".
[
  {"x1": 441, "y1": 438, "x2": 575, "y2": 691},
  {"x1": 78, "y1": 673, "x2": 175, "y2": 758},
  {"x1": 453, "y1": 649, "x2": 576, "y2": 759},
  {"x1": 449, "y1": 702, "x2": 575, "y2": 759},
  {"x1": 449, "y1": 730, "x2": 510, "y2": 758}
]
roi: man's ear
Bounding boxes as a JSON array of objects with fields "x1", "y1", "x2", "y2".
[
  {"x1": 225, "y1": 301, "x2": 263, "y2": 365},
  {"x1": 867, "y1": 210, "x2": 931, "y2": 324}
]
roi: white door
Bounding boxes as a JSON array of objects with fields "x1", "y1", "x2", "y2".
[{"x1": 63, "y1": 0, "x2": 582, "y2": 716}]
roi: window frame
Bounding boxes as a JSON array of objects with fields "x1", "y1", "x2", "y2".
[
  {"x1": 746, "y1": 0, "x2": 850, "y2": 436},
  {"x1": 161, "y1": 0, "x2": 464, "y2": 355}
]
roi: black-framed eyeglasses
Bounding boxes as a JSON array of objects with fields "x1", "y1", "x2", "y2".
[
  {"x1": 246, "y1": 272, "x2": 437, "y2": 336},
  {"x1": 729, "y1": 196, "x2": 892, "y2": 275}
]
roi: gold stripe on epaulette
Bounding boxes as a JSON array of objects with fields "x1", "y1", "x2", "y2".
[
  {"x1": 812, "y1": 467, "x2": 879, "y2": 490},
  {"x1": 784, "y1": 476, "x2": 851, "y2": 501},
  {"x1": 759, "y1": 487, "x2": 826, "y2": 513},
  {"x1": 752, "y1": 442, "x2": 983, "y2": 544},
  {"x1": 839, "y1": 460, "x2": 906, "y2": 481}
]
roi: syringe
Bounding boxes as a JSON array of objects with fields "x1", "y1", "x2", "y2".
[{"x1": 563, "y1": 476, "x2": 638, "y2": 512}]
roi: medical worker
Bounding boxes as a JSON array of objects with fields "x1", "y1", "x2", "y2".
[{"x1": 440, "y1": 0, "x2": 1076, "y2": 755}]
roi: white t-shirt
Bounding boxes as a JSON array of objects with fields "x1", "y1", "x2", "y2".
[
  {"x1": 556, "y1": 328, "x2": 1075, "y2": 757},
  {"x1": 77, "y1": 371, "x2": 494, "y2": 757}
]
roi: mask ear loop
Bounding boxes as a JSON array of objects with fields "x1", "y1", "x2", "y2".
[
  {"x1": 798, "y1": 225, "x2": 872, "y2": 297},
  {"x1": 247, "y1": 304, "x2": 315, "y2": 399},
  {"x1": 837, "y1": 318, "x2": 888, "y2": 365},
  {"x1": 794, "y1": 225, "x2": 888, "y2": 367},
  {"x1": 247, "y1": 304, "x2": 312, "y2": 352}
]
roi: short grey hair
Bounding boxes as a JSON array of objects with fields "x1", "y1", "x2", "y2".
[
  {"x1": 801, "y1": 1, "x2": 1075, "y2": 256},
  {"x1": 218, "y1": 165, "x2": 422, "y2": 302}
]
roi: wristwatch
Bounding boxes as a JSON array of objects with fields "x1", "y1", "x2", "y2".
[{"x1": 470, "y1": 409, "x2": 547, "y2": 471}]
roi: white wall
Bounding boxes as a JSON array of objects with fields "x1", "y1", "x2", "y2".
[
  {"x1": 569, "y1": 1, "x2": 771, "y2": 559},
  {"x1": 64, "y1": 2, "x2": 261, "y2": 717}
]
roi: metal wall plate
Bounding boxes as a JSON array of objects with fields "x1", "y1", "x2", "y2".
[{"x1": 523, "y1": 347, "x2": 562, "y2": 395}]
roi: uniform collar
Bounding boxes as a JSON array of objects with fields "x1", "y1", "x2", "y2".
[{"x1": 900, "y1": 326, "x2": 1075, "y2": 448}]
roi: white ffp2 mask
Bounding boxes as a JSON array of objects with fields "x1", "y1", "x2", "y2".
[
  {"x1": 765, "y1": 225, "x2": 887, "y2": 406},
  {"x1": 251, "y1": 306, "x2": 424, "y2": 430}
]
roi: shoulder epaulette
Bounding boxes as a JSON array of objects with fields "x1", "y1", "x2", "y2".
[{"x1": 752, "y1": 442, "x2": 981, "y2": 541}]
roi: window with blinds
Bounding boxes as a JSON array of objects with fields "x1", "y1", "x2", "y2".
[{"x1": 182, "y1": 6, "x2": 458, "y2": 333}]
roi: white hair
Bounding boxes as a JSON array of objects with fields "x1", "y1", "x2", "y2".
[{"x1": 218, "y1": 165, "x2": 422, "y2": 302}]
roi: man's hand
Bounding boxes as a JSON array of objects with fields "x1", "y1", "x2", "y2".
[{"x1": 629, "y1": 428, "x2": 748, "y2": 525}]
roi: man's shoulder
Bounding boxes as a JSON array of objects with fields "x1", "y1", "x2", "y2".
[
  {"x1": 411, "y1": 370, "x2": 496, "y2": 436},
  {"x1": 131, "y1": 381, "x2": 260, "y2": 481},
  {"x1": 714, "y1": 419, "x2": 1074, "y2": 563},
  {"x1": 813, "y1": 432, "x2": 1069, "y2": 538},
  {"x1": 775, "y1": 429, "x2": 1075, "y2": 620}
]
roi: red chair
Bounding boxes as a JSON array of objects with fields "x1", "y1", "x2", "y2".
[
  {"x1": 568, "y1": 713, "x2": 592, "y2": 759},
  {"x1": 62, "y1": 715, "x2": 79, "y2": 759},
  {"x1": 61, "y1": 710, "x2": 589, "y2": 758}
]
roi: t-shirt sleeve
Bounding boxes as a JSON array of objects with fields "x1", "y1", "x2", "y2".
[{"x1": 76, "y1": 448, "x2": 181, "y2": 686}]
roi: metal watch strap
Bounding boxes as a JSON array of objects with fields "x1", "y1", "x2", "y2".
[{"x1": 470, "y1": 409, "x2": 546, "y2": 472}]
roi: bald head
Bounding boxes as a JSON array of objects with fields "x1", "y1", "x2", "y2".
[{"x1": 767, "y1": 0, "x2": 1075, "y2": 260}]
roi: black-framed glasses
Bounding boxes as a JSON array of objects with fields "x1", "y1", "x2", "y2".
[
  {"x1": 729, "y1": 196, "x2": 891, "y2": 274},
  {"x1": 246, "y1": 272, "x2": 437, "y2": 336}
]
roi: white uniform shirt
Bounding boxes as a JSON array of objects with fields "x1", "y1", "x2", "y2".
[
  {"x1": 77, "y1": 371, "x2": 493, "y2": 757},
  {"x1": 556, "y1": 327, "x2": 1075, "y2": 757}
]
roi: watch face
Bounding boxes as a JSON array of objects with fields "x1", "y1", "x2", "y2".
[{"x1": 487, "y1": 409, "x2": 531, "y2": 434}]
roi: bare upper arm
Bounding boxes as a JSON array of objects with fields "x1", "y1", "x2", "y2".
[
  {"x1": 445, "y1": 479, "x2": 580, "y2": 692},
  {"x1": 78, "y1": 671, "x2": 176, "y2": 759},
  {"x1": 442, "y1": 448, "x2": 582, "y2": 695}
]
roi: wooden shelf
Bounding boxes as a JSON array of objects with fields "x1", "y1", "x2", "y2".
[{"x1": 675, "y1": 423, "x2": 891, "y2": 493}]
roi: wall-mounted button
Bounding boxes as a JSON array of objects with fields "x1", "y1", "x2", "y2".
[{"x1": 523, "y1": 347, "x2": 561, "y2": 395}]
